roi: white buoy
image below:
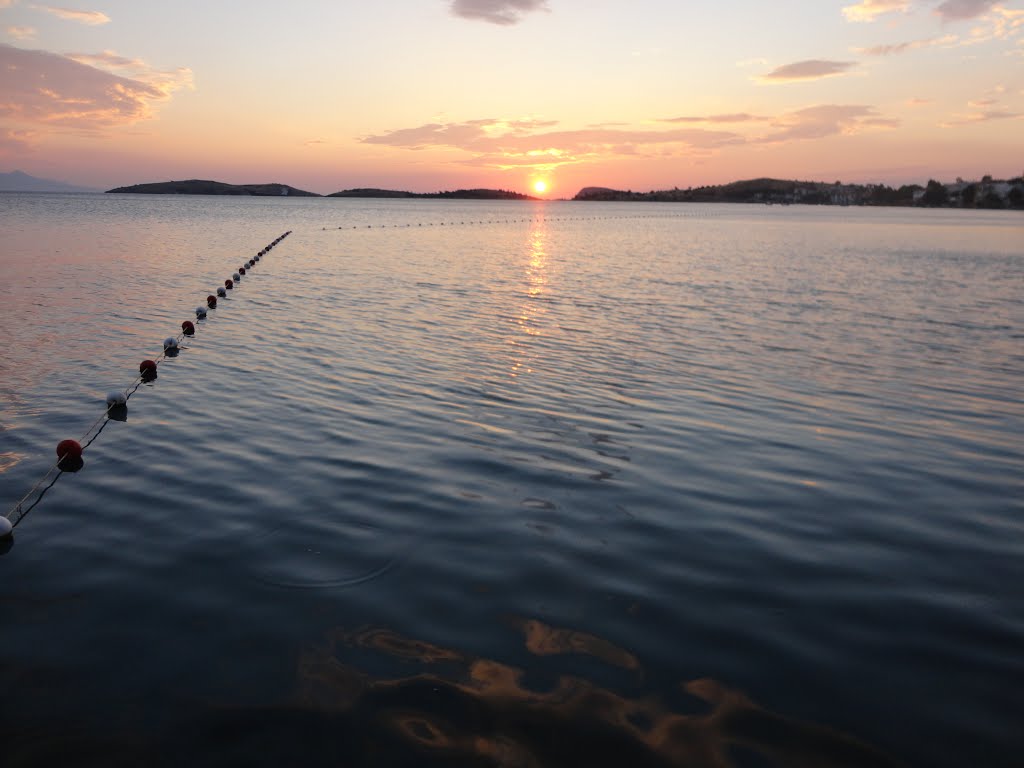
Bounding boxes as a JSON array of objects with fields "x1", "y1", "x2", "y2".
[
  {"x1": 106, "y1": 390, "x2": 127, "y2": 407},
  {"x1": 0, "y1": 516, "x2": 11, "y2": 538},
  {"x1": 195, "y1": 306, "x2": 207, "y2": 318},
  {"x1": 163, "y1": 337, "x2": 178, "y2": 351},
  {"x1": 217, "y1": 286, "x2": 227, "y2": 297},
  {"x1": 232, "y1": 272, "x2": 241, "y2": 281}
]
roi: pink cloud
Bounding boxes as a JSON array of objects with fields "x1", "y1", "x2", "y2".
[
  {"x1": 758, "y1": 105, "x2": 899, "y2": 143},
  {"x1": 32, "y1": 4, "x2": 110, "y2": 25},
  {"x1": 935, "y1": 0, "x2": 999, "y2": 21},
  {"x1": 0, "y1": 127, "x2": 38, "y2": 156},
  {"x1": 0, "y1": 44, "x2": 188, "y2": 129},
  {"x1": 943, "y1": 109, "x2": 1023, "y2": 125},
  {"x1": 450, "y1": 0, "x2": 548, "y2": 25},
  {"x1": 758, "y1": 60, "x2": 857, "y2": 83},
  {"x1": 856, "y1": 34, "x2": 957, "y2": 55},
  {"x1": 6, "y1": 25, "x2": 36, "y2": 40}
]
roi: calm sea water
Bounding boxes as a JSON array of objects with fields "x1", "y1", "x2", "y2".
[{"x1": 1, "y1": 192, "x2": 1022, "y2": 767}]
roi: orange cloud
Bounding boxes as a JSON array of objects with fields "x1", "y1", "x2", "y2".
[
  {"x1": 0, "y1": 44, "x2": 189, "y2": 129},
  {"x1": 758, "y1": 59, "x2": 857, "y2": 83},
  {"x1": 361, "y1": 104, "x2": 898, "y2": 173},
  {"x1": 842, "y1": 0, "x2": 910, "y2": 22},
  {"x1": 363, "y1": 118, "x2": 744, "y2": 171},
  {"x1": 450, "y1": 0, "x2": 548, "y2": 25},
  {"x1": 659, "y1": 113, "x2": 770, "y2": 124},
  {"x1": 66, "y1": 49, "x2": 194, "y2": 95},
  {"x1": 32, "y1": 4, "x2": 110, "y2": 24}
]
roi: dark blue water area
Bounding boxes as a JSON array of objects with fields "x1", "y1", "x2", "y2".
[{"x1": 1, "y1": 194, "x2": 1023, "y2": 766}]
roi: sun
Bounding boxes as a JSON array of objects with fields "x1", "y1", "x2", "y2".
[{"x1": 533, "y1": 180, "x2": 548, "y2": 194}]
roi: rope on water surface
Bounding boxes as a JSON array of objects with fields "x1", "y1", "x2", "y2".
[
  {"x1": 321, "y1": 210, "x2": 731, "y2": 230},
  {"x1": 3, "y1": 211, "x2": 726, "y2": 536},
  {"x1": 1, "y1": 231, "x2": 293, "y2": 536}
]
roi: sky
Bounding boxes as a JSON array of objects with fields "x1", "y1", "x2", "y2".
[{"x1": 1, "y1": 0, "x2": 1022, "y2": 195}]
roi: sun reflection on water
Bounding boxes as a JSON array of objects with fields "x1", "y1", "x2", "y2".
[{"x1": 508, "y1": 223, "x2": 551, "y2": 378}]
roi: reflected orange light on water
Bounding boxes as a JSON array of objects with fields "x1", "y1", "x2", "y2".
[
  {"x1": 508, "y1": 223, "x2": 551, "y2": 378},
  {"x1": 295, "y1": 620, "x2": 901, "y2": 767}
]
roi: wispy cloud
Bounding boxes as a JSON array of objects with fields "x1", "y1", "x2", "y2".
[
  {"x1": 0, "y1": 127, "x2": 38, "y2": 156},
  {"x1": 0, "y1": 44, "x2": 189, "y2": 130},
  {"x1": 758, "y1": 59, "x2": 857, "y2": 83},
  {"x1": 942, "y1": 108, "x2": 1023, "y2": 125},
  {"x1": 32, "y1": 4, "x2": 109, "y2": 25},
  {"x1": 0, "y1": 0, "x2": 18, "y2": 7},
  {"x1": 947, "y1": 6, "x2": 1024, "y2": 48},
  {"x1": 758, "y1": 105, "x2": 899, "y2": 143},
  {"x1": 363, "y1": 118, "x2": 743, "y2": 170},
  {"x1": 907, "y1": 97, "x2": 933, "y2": 105},
  {"x1": 934, "y1": 0, "x2": 999, "y2": 21},
  {"x1": 6, "y1": 24, "x2": 35, "y2": 39},
  {"x1": 449, "y1": 0, "x2": 548, "y2": 25},
  {"x1": 362, "y1": 104, "x2": 898, "y2": 171},
  {"x1": 65, "y1": 49, "x2": 193, "y2": 94},
  {"x1": 659, "y1": 113, "x2": 770, "y2": 124},
  {"x1": 856, "y1": 34, "x2": 957, "y2": 54},
  {"x1": 842, "y1": 0, "x2": 911, "y2": 22}
]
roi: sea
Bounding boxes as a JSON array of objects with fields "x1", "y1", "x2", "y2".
[{"x1": 0, "y1": 192, "x2": 1022, "y2": 767}]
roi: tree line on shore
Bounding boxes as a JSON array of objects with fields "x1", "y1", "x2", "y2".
[{"x1": 574, "y1": 176, "x2": 1024, "y2": 209}]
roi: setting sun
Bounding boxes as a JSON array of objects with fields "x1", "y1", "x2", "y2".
[{"x1": 533, "y1": 180, "x2": 548, "y2": 194}]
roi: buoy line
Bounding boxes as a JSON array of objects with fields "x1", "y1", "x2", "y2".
[
  {"x1": 0, "y1": 231, "x2": 293, "y2": 542},
  {"x1": 320, "y1": 210, "x2": 730, "y2": 231}
]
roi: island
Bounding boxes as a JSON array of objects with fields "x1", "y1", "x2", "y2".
[
  {"x1": 100, "y1": 175, "x2": 1022, "y2": 209},
  {"x1": 329, "y1": 188, "x2": 537, "y2": 200},
  {"x1": 106, "y1": 179, "x2": 321, "y2": 196}
]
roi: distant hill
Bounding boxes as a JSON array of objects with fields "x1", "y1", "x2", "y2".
[
  {"x1": 330, "y1": 188, "x2": 537, "y2": 200},
  {"x1": 574, "y1": 178, "x2": 927, "y2": 207},
  {"x1": 1, "y1": 170, "x2": 98, "y2": 193},
  {"x1": 330, "y1": 188, "x2": 416, "y2": 198},
  {"x1": 107, "y1": 179, "x2": 321, "y2": 196},
  {"x1": 573, "y1": 187, "x2": 623, "y2": 201}
]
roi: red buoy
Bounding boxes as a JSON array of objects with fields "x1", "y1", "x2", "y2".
[
  {"x1": 140, "y1": 359, "x2": 158, "y2": 375},
  {"x1": 182, "y1": 320, "x2": 195, "y2": 335},
  {"x1": 56, "y1": 439, "x2": 83, "y2": 460},
  {"x1": 239, "y1": 266, "x2": 246, "y2": 274},
  {"x1": 207, "y1": 295, "x2": 217, "y2": 308},
  {"x1": 225, "y1": 279, "x2": 234, "y2": 289}
]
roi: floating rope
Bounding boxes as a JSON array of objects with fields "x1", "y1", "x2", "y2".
[
  {"x1": 320, "y1": 210, "x2": 731, "y2": 231},
  {"x1": 1, "y1": 231, "x2": 292, "y2": 539}
]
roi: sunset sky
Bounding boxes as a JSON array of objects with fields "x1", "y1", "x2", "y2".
[{"x1": 1, "y1": 0, "x2": 1022, "y2": 195}]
